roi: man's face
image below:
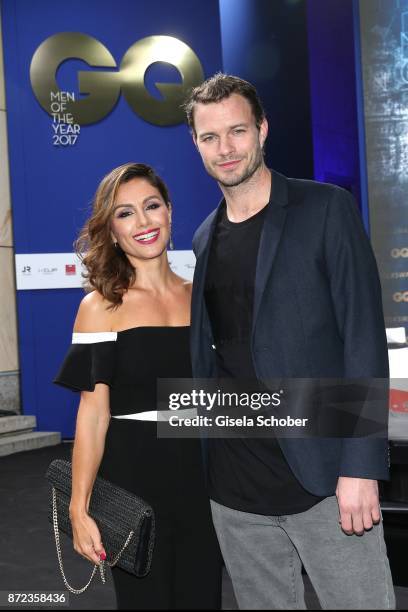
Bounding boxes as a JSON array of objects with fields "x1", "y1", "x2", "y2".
[{"x1": 193, "y1": 93, "x2": 268, "y2": 188}]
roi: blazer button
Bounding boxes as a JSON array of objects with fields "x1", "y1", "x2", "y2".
[{"x1": 211, "y1": 344, "x2": 216, "y2": 350}]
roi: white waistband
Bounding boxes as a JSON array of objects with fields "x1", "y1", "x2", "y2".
[
  {"x1": 112, "y1": 408, "x2": 198, "y2": 422},
  {"x1": 112, "y1": 411, "x2": 159, "y2": 421}
]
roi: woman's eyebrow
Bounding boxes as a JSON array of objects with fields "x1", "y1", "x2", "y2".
[
  {"x1": 113, "y1": 203, "x2": 135, "y2": 211},
  {"x1": 113, "y1": 196, "x2": 161, "y2": 210}
]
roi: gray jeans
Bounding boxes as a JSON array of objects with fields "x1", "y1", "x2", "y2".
[{"x1": 210, "y1": 496, "x2": 395, "y2": 610}]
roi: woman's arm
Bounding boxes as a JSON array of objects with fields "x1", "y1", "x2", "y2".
[
  {"x1": 68, "y1": 291, "x2": 112, "y2": 564},
  {"x1": 69, "y1": 385, "x2": 110, "y2": 564},
  {"x1": 69, "y1": 385, "x2": 110, "y2": 516}
]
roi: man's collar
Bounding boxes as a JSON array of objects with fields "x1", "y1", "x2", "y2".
[
  {"x1": 215, "y1": 168, "x2": 289, "y2": 216},
  {"x1": 269, "y1": 169, "x2": 289, "y2": 208}
]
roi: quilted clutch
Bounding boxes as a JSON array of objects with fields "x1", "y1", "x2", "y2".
[{"x1": 46, "y1": 459, "x2": 155, "y2": 594}]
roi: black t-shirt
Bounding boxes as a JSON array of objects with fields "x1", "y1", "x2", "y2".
[{"x1": 204, "y1": 201, "x2": 324, "y2": 515}]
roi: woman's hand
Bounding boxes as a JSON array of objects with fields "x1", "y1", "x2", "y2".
[{"x1": 70, "y1": 510, "x2": 107, "y2": 565}]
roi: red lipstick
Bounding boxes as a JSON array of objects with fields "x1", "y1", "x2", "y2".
[{"x1": 134, "y1": 228, "x2": 160, "y2": 245}]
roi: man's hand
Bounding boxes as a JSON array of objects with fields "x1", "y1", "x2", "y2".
[{"x1": 335, "y1": 476, "x2": 380, "y2": 536}]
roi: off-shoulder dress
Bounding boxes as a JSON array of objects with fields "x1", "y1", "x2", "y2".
[{"x1": 54, "y1": 326, "x2": 222, "y2": 610}]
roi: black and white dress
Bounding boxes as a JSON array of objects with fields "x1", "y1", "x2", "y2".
[{"x1": 54, "y1": 326, "x2": 222, "y2": 611}]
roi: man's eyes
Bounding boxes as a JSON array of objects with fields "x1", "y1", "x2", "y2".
[{"x1": 201, "y1": 130, "x2": 246, "y2": 143}]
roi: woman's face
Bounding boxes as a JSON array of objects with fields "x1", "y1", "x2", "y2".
[{"x1": 110, "y1": 177, "x2": 171, "y2": 261}]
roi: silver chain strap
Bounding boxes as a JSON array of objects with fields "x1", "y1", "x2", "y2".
[{"x1": 52, "y1": 487, "x2": 135, "y2": 594}]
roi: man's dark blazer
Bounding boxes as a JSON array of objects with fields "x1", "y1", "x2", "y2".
[{"x1": 190, "y1": 169, "x2": 390, "y2": 497}]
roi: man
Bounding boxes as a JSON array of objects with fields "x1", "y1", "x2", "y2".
[{"x1": 183, "y1": 74, "x2": 395, "y2": 610}]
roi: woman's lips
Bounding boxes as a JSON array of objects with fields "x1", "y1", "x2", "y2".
[{"x1": 134, "y1": 228, "x2": 160, "y2": 244}]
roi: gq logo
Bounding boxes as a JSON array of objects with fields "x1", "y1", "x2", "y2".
[
  {"x1": 391, "y1": 248, "x2": 408, "y2": 258},
  {"x1": 30, "y1": 32, "x2": 204, "y2": 126},
  {"x1": 393, "y1": 292, "x2": 408, "y2": 303}
]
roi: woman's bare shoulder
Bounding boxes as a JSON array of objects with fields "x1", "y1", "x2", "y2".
[
  {"x1": 73, "y1": 291, "x2": 113, "y2": 332},
  {"x1": 174, "y1": 274, "x2": 192, "y2": 290},
  {"x1": 182, "y1": 279, "x2": 193, "y2": 292}
]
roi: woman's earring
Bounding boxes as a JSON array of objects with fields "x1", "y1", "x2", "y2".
[{"x1": 169, "y1": 224, "x2": 174, "y2": 250}]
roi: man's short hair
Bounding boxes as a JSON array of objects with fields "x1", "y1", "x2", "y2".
[{"x1": 183, "y1": 73, "x2": 266, "y2": 135}]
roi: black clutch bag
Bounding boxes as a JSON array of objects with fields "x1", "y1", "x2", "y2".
[{"x1": 46, "y1": 459, "x2": 155, "y2": 594}]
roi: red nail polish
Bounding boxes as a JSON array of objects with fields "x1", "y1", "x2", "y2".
[{"x1": 100, "y1": 552, "x2": 106, "y2": 561}]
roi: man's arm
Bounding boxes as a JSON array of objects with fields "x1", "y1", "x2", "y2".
[
  {"x1": 323, "y1": 187, "x2": 389, "y2": 534},
  {"x1": 324, "y1": 187, "x2": 389, "y2": 379}
]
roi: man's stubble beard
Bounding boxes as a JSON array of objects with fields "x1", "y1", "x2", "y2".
[{"x1": 208, "y1": 145, "x2": 264, "y2": 188}]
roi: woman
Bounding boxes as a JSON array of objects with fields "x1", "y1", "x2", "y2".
[{"x1": 54, "y1": 163, "x2": 222, "y2": 610}]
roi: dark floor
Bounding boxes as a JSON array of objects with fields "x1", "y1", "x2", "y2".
[{"x1": 0, "y1": 443, "x2": 407, "y2": 610}]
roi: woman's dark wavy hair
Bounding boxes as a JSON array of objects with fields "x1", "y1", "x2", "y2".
[{"x1": 75, "y1": 163, "x2": 170, "y2": 309}]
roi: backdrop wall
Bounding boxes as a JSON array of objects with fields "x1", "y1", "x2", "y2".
[
  {"x1": 1, "y1": 0, "x2": 223, "y2": 436},
  {"x1": 1, "y1": 0, "x2": 335, "y2": 437}
]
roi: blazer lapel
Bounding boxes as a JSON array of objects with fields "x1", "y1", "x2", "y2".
[
  {"x1": 252, "y1": 170, "x2": 289, "y2": 334},
  {"x1": 190, "y1": 207, "x2": 220, "y2": 376}
]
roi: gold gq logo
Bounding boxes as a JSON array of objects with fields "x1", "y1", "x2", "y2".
[
  {"x1": 391, "y1": 248, "x2": 408, "y2": 258},
  {"x1": 393, "y1": 292, "x2": 408, "y2": 303},
  {"x1": 30, "y1": 32, "x2": 205, "y2": 126}
]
